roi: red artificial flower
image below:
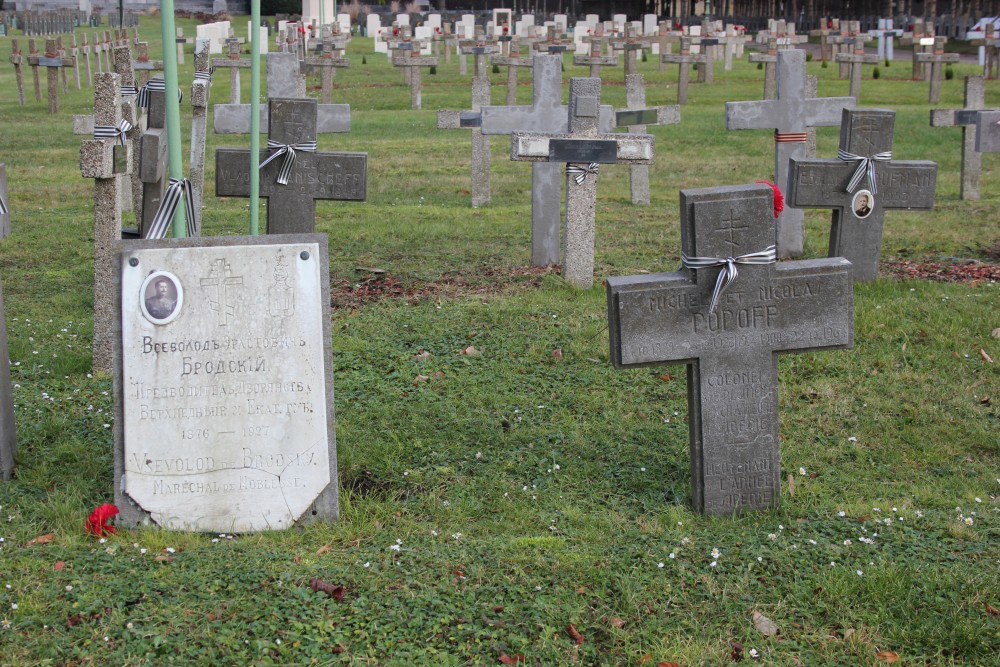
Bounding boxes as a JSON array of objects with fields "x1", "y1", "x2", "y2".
[
  {"x1": 85, "y1": 504, "x2": 119, "y2": 537},
  {"x1": 755, "y1": 180, "x2": 784, "y2": 218}
]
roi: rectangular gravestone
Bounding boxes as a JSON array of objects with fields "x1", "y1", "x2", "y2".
[
  {"x1": 113, "y1": 234, "x2": 338, "y2": 531},
  {"x1": 0, "y1": 273, "x2": 14, "y2": 480},
  {"x1": 607, "y1": 183, "x2": 854, "y2": 514}
]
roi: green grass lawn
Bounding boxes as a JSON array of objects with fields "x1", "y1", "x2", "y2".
[{"x1": 0, "y1": 16, "x2": 997, "y2": 666}]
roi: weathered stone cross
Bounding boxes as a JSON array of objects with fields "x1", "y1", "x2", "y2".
[
  {"x1": 136, "y1": 79, "x2": 169, "y2": 237},
  {"x1": 391, "y1": 46, "x2": 439, "y2": 110},
  {"x1": 788, "y1": 108, "x2": 938, "y2": 282},
  {"x1": 660, "y1": 39, "x2": 707, "y2": 105},
  {"x1": 215, "y1": 98, "x2": 368, "y2": 234},
  {"x1": 302, "y1": 37, "x2": 351, "y2": 105},
  {"x1": 210, "y1": 37, "x2": 250, "y2": 104},
  {"x1": 9, "y1": 39, "x2": 26, "y2": 106},
  {"x1": 930, "y1": 75, "x2": 986, "y2": 200},
  {"x1": 915, "y1": 37, "x2": 959, "y2": 104},
  {"x1": 616, "y1": 74, "x2": 680, "y2": 205},
  {"x1": 491, "y1": 41, "x2": 534, "y2": 105},
  {"x1": 132, "y1": 41, "x2": 163, "y2": 87},
  {"x1": 834, "y1": 37, "x2": 879, "y2": 100},
  {"x1": 606, "y1": 182, "x2": 854, "y2": 514},
  {"x1": 573, "y1": 32, "x2": 618, "y2": 77},
  {"x1": 725, "y1": 49, "x2": 855, "y2": 259},
  {"x1": 33, "y1": 38, "x2": 75, "y2": 113},
  {"x1": 511, "y1": 77, "x2": 654, "y2": 288}
]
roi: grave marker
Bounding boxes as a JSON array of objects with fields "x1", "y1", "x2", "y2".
[
  {"x1": 573, "y1": 33, "x2": 617, "y2": 77},
  {"x1": 81, "y1": 33, "x2": 94, "y2": 86},
  {"x1": 216, "y1": 98, "x2": 367, "y2": 235},
  {"x1": 606, "y1": 182, "x2": 854, "y2": 514},
  {"x1": 510, "y1": 78, "x2": 654, "y2": 288},
  {"x1": 211, "y1": 37, "x2": 250, "y2": 104},
  {"x1": 616, "y1": 74, "x2": 680, "y2": 205},
  {"x1": 0, "y1": 163, "x2": 9, "y2": 238},
  {"x1": 113, "y1": 234, "x2": 339, "y2": 532},
  {"x1": 725, "y1": 49, "x2": 855, "y2": 258},
  {"x1": 748, "y1": 38, "x2": 778, "y2": 99},
  {"x1": 661, "y1": 40, "x2": 707, "y2": 105},
  {"x1": 930, "y1": 76, "x2": 986, "y2": 200},
  {"x1": 37, "y1": 38, "x2": 75, "y2": 113},
  {"x1": 9, "y1": 40, "x2": 26, "y2": 106},
  {"x1": 27, "y1": 39, "x2": 42, "y2": 103},
  {"x1": 492, "y1": 42, "x2": 533, "y2": 105},
  {"x1": 391, "y1": 50, "x2": 439, "y2": 110},
  {"x1": 136, "y1": 81, "x2": 169, "y2": 238},
  {"x1": 834, "y1": 38, "x2": 879, "y2": 100},
  {"x1": 189, "y1": 41, "x2": 212, "y2": 226},
  {"x1": 302, "y1": 38, "x2": 350, "y2": 105},
  {"x1": 788, "y1": 108, "x2": 938, "y2": 282},
  {"x1": 915, "y1": 38, "x2": 959, "y2": 104}
]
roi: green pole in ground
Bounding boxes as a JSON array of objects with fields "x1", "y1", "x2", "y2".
[
  {"x1": 250, "y1": 0, "x2": 261, "y2": 235},
  {"x1": 159, "y1": 0, "x2": 186, "y2": 237}
]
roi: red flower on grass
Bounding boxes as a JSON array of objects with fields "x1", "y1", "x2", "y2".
[
  {"x1": 755, "y1": 180, "x2": 784, "y2": 218},
  {"x1": 85, "y1": 504, "x2": 119, "y2": 537}
]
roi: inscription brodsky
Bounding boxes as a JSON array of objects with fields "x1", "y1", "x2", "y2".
[{"x1": 114, "y1": 235, "x2": 338, "y2": 532}]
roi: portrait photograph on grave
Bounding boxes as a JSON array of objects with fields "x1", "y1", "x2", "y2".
[
  {"x1": 140, "y1": 271, "x2": 182, "y2": 323},
  {"x1": 852, "y1": 189, "x2": 873, "y2": 218}
]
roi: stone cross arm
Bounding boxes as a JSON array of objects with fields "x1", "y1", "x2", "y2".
[
  {"x1": 510, "y1": 133, "x2": 654, "y2": 164},
  {"x1": 391, "y1": 56, "x2": 439, "y2": 67},
  {"x1": 661, "y1": 52, "x2": 705, "y2": 64},
  {"x1": 214, "y1": 103, "x2": 351, "y2": 134},
  {"x1": 954, "y1": 109, "x2": 1000, "y2": 152},
  {"x1": 616, "y1": 106, "x2": 681, "y2": 128},
  {"x1": 573, "y1": 53, "x2": 618, "y2": 66},
  {"x1": 479, "y1": 104, "x2": 616, "y2": 135},
  {"x1": 216, "y1": 149, "x2": 368, "y2": 200},
  {"x1": 789, "y1": 158, "x2": 938, "y2": 210},
  {"x1": 835, "y1": 52, "x2": 880, "y2": 64},
  {"x1": 303, "y1": 55, "x2": 350, "y2": 67},
  {"x1": 492, "y1": 55, "x2": 533, "y2": 67},
  {"x1": 726, "y1": 95, "x2": 856, "y2": 132},
  {"x1": 211, "y1": 56, "x2": 252, "y2": 68},
  {"x1": 915, "y1": 52, "x2": 959, "y2": 63}
]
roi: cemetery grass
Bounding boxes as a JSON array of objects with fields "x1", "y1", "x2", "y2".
[{"x1": 0, "y1": 18, "x2": 998, "y2": 665}]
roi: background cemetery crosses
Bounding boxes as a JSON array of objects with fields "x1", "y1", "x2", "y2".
[
  {"x1": 606, "y1": 184, "x2": 854, "y2": 514},
  {"x1": 930, "y1": 75, "x2": 986, "y2": 200},
  {"x1": 788, "y1": 108, "x2": 938, "y2": 283},
  {"x1": 113, "y1": 235, "x2": 338, "y2": 533}
]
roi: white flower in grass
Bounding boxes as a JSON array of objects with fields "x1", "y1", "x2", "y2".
[
  {"x1": 1, "y1": 618, "x2": 9, "y2": 630},
  {"x1": 757, "y1": 556, "x2": 763, "y2": 563},
  {"x1": 964, "y1": 517, "x2": 974, "y2": 525},
  {"x1": 389, "y1": 544, "x2": 401, "y2": 552},
  {"x1": 767, "y1": 533, "x2": 778, "y2": 541},
  {"x1": 799, "y1": 467, "x2": 806, "y2": 476},
  {"x1": 975, "y1": 497, "x2": 982, "y2": 503},
  {"x1": 10, "y1": 604, "x2": 17, "y2": 611},
  {"x1": 710, "y1": 561, "x2": 717, "y2": 568},
  {"x1": 749, "y1": 648, "x2": 759, "y2": 659},
  {"x1": 856, "y1": 570, "x2": 863, "y2": 577},
  {"x1": 657, "y1": 562, "x2": 664, "y2": 568},
  {"x1": 711, "y1": 548, "x2": 721, "y2": 559},
  {"x1": 915, "y1": 510, "x2": 924, "y2": 518},
  {"x1": 363, "y1": 562, "x2": 370, "y2": 568},
  {"x1": 844, "y1": 539, "x2": 852, "y2": 546},
  {"x1": 681, "y1": 537, "x2": 691, "y2": 545},
  {"x1": 669, "y1": 553, "x2": 676, "y2": 559},
  {"x1": 452, "y1": 533, "x2": 462, "y2": 540},
  {"x1": 848, "y1": 436, "x2": 857, "y2": 442}
]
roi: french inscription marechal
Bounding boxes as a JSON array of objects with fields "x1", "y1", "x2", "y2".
[{"x1": 114, "y1": 235, "x2": 338, "y2": 533}]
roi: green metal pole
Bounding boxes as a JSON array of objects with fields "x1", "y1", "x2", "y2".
[
  {"x1": 250, "y1": 0, "x2": 261, "y2": 235},
  {"x1": 159, "y1": 0, "x2": 186, "y2": 237}
]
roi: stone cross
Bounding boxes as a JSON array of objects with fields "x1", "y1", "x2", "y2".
[
  {"x1": 609, "y1": 24, "x2": 645, "y2": 77},
  {"x1": 573, "y1": 33, "x2": 617, "y2": 77},
  {"x1": 616, "y1": 74, "x2": 680, "y2": 205},
  {"x1": 211, "y1": 38, "x2": 250, "y2": 104},
  {"x1": 55, "y1": 36, "x2": 70, "y2": 95},
  {"x1": 26, "y1": 39, "x2": 42, "y2": 103},
  {"x1": 748, "y1": 38, "x2": 778, "y2": 99},
  {"x1": 660, "y1": 39, "x2": 707, "y2": 105},
  {"x1": 132, "y1": 42, "x2": 164, "y2": 86},
  {"x1": 834, "y1": 37, "x2": 880, "y2": 100},
  {"x1": 945, "y1": 108, "x2": 1000, "y2": 154},
  {"x1": 491, "y1": 41, "x2": 533, "y2": 105},
  {"x1": 0, "y1": 269, "x2": 14, "y2": 481},
  {"x1": 214, "y1": 52, "x2": 351, "y2": 135},
  {"x1": 725, "y1": 49, "x2": 855, "y2": 259},
  {"x1": 175, "y1": 27, "x2": 194, "y2": 65},
  {"x1": 915, "y1": 38, "x2": 959, "y2": 104},
  {"x1": 532, "y1": 25, "x2": 571, "y2": 54},
  {"x1": 930, "y1": 76, "x2": 985, "y2": 200},
  {"x1": 9, "y1": 40, "x2": 26, "y2": 106},
  {"x1": 0, "y1": 163, "x2": 9, "y2": 239},
  {"x1": 302, "y1": 38, "x2": 351, "y2": 105},
  {"x1": 830, "y1": 22, "x2": 871, "y2": 79},
  {"x1": 92, "y1": 31, "x2": 105, "y2": 73},
  {"x1": 80, "y1": 33, "x2": 94, "y2": 87},
  {"x1": 809, "y1": 20, "x2": 836, "y2": 62},
  {"x1": 900, "y1": 20, "x2": 936, "y2": 80},
  {"x1": 689, "y1": 36, "x2": 716, "y2": 83},
  {"x1": 788, "y1": 109, "x2": 938, "y2": 282},
  {"x1": 606, "y1": 182, "x2": 854, "y2": 514},
  {"x1": 970, "y1": 24, "x2": 999, "y2": 80},
  {"x1": 437, "y1": 42, "x2": 499, "y2": 207},
  {"x1": 510, "y1": 78, "x2": 654, "y2": 288},
  {"x1": 654, "y1": 22, "x2": 683, "y2": 71},
  {"x1": 66, "y1": 35, "x2": 82, "y2": 90},
  {"x1": 188, "y1": 41, "x2": 211, "y2": 228},
  {"x1": 80, "y1": 72, "x2": 132, "y2": 372},
  {"x1": 34, "y1": 38, "x2": 75, "y2": 113},
  {"x1": 216, "y1": 98, "x2": 368, "y2": 234},
  {"x1": 112, "y1": 43, "x2": 143, "y2": 223},
  {"x1": 478, "y1": 55, "x2": 613, "y2": 267},
  {"x1": 391, "y1": 50, "x2": 439, "y2": 110},
  {"x1": 137, "y1": 81, "x2": 169, "y2": 237}
]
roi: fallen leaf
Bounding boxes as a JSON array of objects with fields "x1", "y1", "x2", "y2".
[
  {"x1": 432, "y1": 371, "x2": 445, "y2": 379},
  {"x1": 876, "y1": 651, "x2": 900, "y2": 663},
  {"x1": 493, "y1": 605, "x2": 505, "y2": 613},
  {"x1": 636, "y1": 655, "x2": 652, "y2": 665},
  {"x1": 576, "y1": 586, "x2": 587, "y2": 595},
  {"x1": 659, "y1": 374, "x2": 673, "y2": 382},
  {"x1": 54, "y1": 561, "x2": 65, "y2": 570},
  {"x1": 566, "y1": 623, "x2": 585, "y2": 644},
  {"x1": 730, "y1": 641, "x2": 743, "y2": 661},
  {"x1": 316, "y1": 544, "x2": 332, "y2": 556},
  {"x1": 412, "y1": 350, "x2": 431, "y2": 362},
  {"x1": 332, "y1": 646, "x2": 346, "y2": 653},
  {"x1": 787, "y1": 474, "x2": 795, "y2": 497},
  {"x1": 155, "y1": 555, "x2": 175, "y2": 562},
  {"x1": 459, "y1": 345, "x2": 480, "y2": 356},
  {"x1": 310, "y1": 578, "x2": 346, "y2": 602},
  {"x1": 552, "y1": 348, "x2": 563, "y2": 360},
  {"x1": 980, "y1": 348, "x2": 994, "y2": 363},
  {"x1": 26, "y1": 533, "x2": 55, "y2": 546},
  {"x1": 499, "y1": 653, "x2": 524, "y2": 664},
  {"x1": 752, "y1": 610, "x2": 779, "y2": 636},
  {"x1": 609, "y1": 617, "x2": 625, "y2": 628},
  {"x1": 986, "y1": 603, "x2": 1000, "y2": 616},
  {"x1": 843, "y1": 628, "x2": 856, "y2": 640},
  {"x1": 658, "y1": 663, "x2": 681, "y2": 667},
  {"x1": 293, "y1": 554, "x2": 301, "y2": 564},
  {"x1": 413, "y1": 374, "x2": 430, "y2": 384}
]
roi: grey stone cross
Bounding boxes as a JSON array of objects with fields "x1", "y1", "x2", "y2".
[
  {"x1": 834, "y1": 37, "x2": 880, "y2": 100},
  {"x1": 660, "y1": 39, "x2": 707, "y2": 105},
  {"x1": 572, "y1": 33, "x2": 618, "y2": 77},
  {"x1": 725, "y1": 49, "x2": 855, "y2": 259},
  {"x1": 788, "y1": 108, "x2": 938, "y2": 282},
  {"x1": 215, "y1": 98, "x2": 368, "y2": 235},
  {"x1": 211, "y1": 37, "x2": 250, "y2": 104},
  {"x1": 748, "y1": 38, "x2": 778, "y2": 99},
  {"x1": 302, "y1": 38, "x2": 351, "y2": 105},
  {"x1": 0, "y1": 268, "x2": 14, "y2": 481},
  {"x1": 915, "y1": 37, "x2": 959, "y2": 104},
  {"x1": 606, "y1": 183, "x2": 854, "y2": 514},
  {"x1": 930, "y1": 75, "x2": 986, "y2": 200},
  {"x1": 391, "y1": 50, "x2": 439, "y2": 110},
  {"x1": 615, "y1": 74, "x2": 680, "y2": 205},
  {"x1": 33, "y1": 38, "x2": 75, "y2": 113},
  {"x1": 511, "y1": 77, "x2": 654, "y2": 288},
  {"x1": 137, "y1": 80, "x2": 168, "y2": 238},
  {"x1": 9, "y1": 39, "x2": 26, "y2": 106},
  {"x1": 132, "y1": 41, "x2": 163, "y2": 87}
]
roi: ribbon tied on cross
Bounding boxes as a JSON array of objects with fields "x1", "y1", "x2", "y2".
[
  {"x1": 193, "y1": 67, "x2": 215, "y2": 83},
  {"x1": 0, "y1": 192, "x2": 7, "y2": 217},
  {"x1": 837, "y1": 149, "x2": 892, "y2": 195},
  {"x1": 682, "y1": 245, "x2": 777, "y2": 313},
  {"x1": 120, "y1": 78, "x2": 139, "y2": 97},
  {"x1": 93, "y1": 118, "x2": 132, "y2": 146},
  {"x1": 566, "y1": 163, "x2": 600, "y2": 185},
  {"x1": 146, "y1": 177, "x2": 197, "y2": 240},
  {"x1": 259, "y1": 140, "x2": 318, "y2": 185},
  {"x1": 137, "y1": 77, "x2": 184, "y2": 109}
]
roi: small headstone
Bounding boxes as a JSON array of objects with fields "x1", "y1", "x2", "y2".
[
  {"x1": 113, "y1": 235, "x2": 338, "y2": 531},
  {"x1": 606, "y1": 183, "x2": 854, "y2": 514},
  {"x1": 930, "y1": 75, "x2": 986, "y2": 200},
  {"x1": 788, "y1": 108, "x2": 938, "y2": 282}
]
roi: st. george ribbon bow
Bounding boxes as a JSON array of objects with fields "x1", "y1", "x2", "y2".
[
  {"x1": 681, "y1": 245, "x2": 777, "y2": 313},
  {"x1": 259, "y1": 140, "x2": 317, "y2": 185},
  {"x1": 837, "y1": 149, "x2": 892, "y2": 195},
  {"x1": 566, "y1": 163, "x2": 600, "y2": 185}
]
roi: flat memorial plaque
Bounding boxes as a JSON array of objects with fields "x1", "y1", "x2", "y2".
[
  {"x1": 549, "y1": 138, "x2": 617, "y2": 162},
  {"x1": 616, "y1": 109, "x2": 659, "y2": 126},
  {"x1": 115, "y1": 235, "x2": 338, "y2": 532}
]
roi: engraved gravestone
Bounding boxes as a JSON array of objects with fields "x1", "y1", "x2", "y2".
[
  {"x1": 0, "y1": 272, "x2": 14, "y2": 480},
  {"x1": 929, "y1": 76, "x2": 986, "y2": 200},
  {"x1": 788, "y1": 109, "x2": 938, "y2": 282},
  {"x1": 606, "y1": 183, "x2": 854, "y2": 514},
  {"x1": 113, "y1": 235, "x2": 339, "y2": 531}
]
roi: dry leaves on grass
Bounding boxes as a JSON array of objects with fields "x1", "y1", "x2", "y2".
[
  {"x1": 876, "y1": 650, "x2": 901, "y2": 663},
  {"x1": 566, "y1": 623, "x2": 585, "y2": 644},
  {"x1": 752, "y1": 610, "x2": 779, "y2": 636},
  {"x1": 498, "y1": 653, "x2": 525, "y2": 664},
  {"x1": 459, "y1": 345, "x2": 480, "y2": 356},
  {"x1": 26, "y1": 533, "x2": 55, "y2": 546}
]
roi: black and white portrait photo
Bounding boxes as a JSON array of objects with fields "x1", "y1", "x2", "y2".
[{"x1": 140, "y1": 271, "x2": 183, "y2": 324}]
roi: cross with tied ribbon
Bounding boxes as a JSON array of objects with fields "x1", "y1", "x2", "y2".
[
  {"x1": 606, "y1": 183, "x2": 854, "y2": 515},
  {"x1": 789, "y1": 108, "x2": 938, "y2": 282}
]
